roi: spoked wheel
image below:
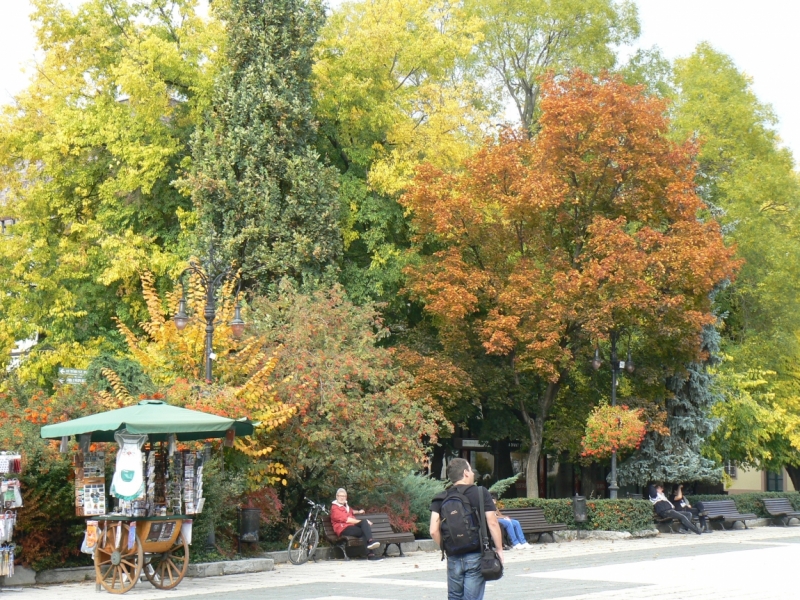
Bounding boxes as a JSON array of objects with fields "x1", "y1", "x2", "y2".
[
  {"x1": 94, "y1": 522, "x2": 143, "y2": 594},
  {"x1": 144, "y1": 532, "x2": 189, "y2": 589},
  {"x1": 288, "y1": 526, "x2": 319, "y2": 565}
]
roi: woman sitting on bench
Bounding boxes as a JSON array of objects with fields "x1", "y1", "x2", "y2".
[
  {"x1": 649, "y1": 483, "x2": 703, "y2": 535},
  {"x1": 490, "y1": 493, "x2": 531, "y2": 549},
  {"x1": 331, "y1": 488, "x2": 383, "y2": 561}
]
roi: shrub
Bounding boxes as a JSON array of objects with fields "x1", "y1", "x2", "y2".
[
  {"x1": 489, "y1": 474, "x2": 521, "y2": 498},
  {"x1": 501, "y1": 497, "x2": 654, "y2": 532},
  {"x1": 688, "y1": 492, "x2": 800, "y2": 518},
  {"x1": 357, "y1": 473, "x2": 446, "y2": 538},
  {"x1": 582, "y1": 404, "x2": 646, "y2": 459}
]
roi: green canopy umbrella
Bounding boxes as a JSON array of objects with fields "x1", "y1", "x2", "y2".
[{"x1": 40, "y1": 399, "x2": 254, "y2": 443}]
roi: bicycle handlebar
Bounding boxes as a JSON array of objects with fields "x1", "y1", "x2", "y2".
[{"x1": 305, "y1": 497, "x2": 328, "y2": 512}]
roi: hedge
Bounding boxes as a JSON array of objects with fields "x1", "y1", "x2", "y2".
[
  {"x1": 501, "y1": 498, "x2": 654, "y2": 533},
  {"x1": 688, "y1": 491, "x2": 800, "y2": 519}
]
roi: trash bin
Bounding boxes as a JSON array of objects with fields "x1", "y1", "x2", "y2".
[
  {"x1": 572, "y1": 495, "x2": 587, "y2": 524},
  {"x1": 238, "y1": 508, "x2": 261, "y2": 552}
]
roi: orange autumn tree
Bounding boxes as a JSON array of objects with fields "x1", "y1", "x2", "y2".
[{"x1": 402, "y1": 71, "x2": 740, "y2": 497}]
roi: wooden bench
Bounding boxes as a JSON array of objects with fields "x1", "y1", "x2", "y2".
[
  {"x1": 322, "y1": 513, "x2": 415, "y2": 560},
  {"x1": 762, "y1": 498, "x2": 800, "y2": 526},
  {"x1": 701, "y1": 500, "x2": 757, "y2": 529},
  {"x1": 500, "y1": 507, "x2": 567, "y2": 542}
]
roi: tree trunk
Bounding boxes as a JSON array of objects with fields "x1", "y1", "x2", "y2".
[
  {"x1": 521, "y1": 379, "x2": 562, "y2": 498},
  {"x1": 525, "y1": 423, "x2": 541, "y2": 498},
  {"x1": 786, "y1": 465, "x2": 800, "y2": 493},
  {"x1": 431, "y1": 444, "x2": 445, "y2": 480},
  {"x1": 581, "y1": 464, "x2": 593, "y2": 497}
]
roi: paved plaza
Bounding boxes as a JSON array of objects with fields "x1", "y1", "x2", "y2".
[{"x1": 8, "y1": 526, "x2": 800, "y2": 599}]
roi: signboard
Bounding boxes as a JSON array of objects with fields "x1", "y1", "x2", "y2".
[
  {"x1": 58, "y1": 368, "x2": 88, "y2": 385},
  {"x1": 453, "y1": 438, "x2": 522, "y2": 451}
]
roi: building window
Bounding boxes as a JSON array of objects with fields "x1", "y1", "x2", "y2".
[
  {"x1": 767, "y1": 470, "x2": 784, "y2": 492},
  {"x1": 724, "y1": 461, "x2": 737, "y2": 479}
]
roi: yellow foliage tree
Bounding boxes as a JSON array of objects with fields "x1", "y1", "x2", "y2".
[{"x1": 111, "y1": 270, "x2": 294, "y2": 487}]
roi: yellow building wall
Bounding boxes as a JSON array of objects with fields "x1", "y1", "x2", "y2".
[{"x1": 727, "y1": 466, "x2": 796, "y2": 494}]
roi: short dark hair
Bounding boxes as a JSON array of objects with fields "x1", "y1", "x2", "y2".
[{"x1": 447, "y1": 458, "x2": 471, "y2": 483}]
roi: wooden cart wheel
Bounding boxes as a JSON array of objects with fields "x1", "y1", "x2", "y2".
[
  {"x1": 94, "y1": 522, "x2": 143, "y2": 594},
  {"x1": 144, "y1": 532, "x2": 189, "y2": 590}
]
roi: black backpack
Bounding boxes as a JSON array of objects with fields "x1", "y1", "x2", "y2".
[{"x1": 438, "y1": 485, "x2": 482, "y2": 556}]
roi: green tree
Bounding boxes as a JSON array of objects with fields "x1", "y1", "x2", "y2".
[
  {"x1": 313, "y1": 0, "x2": 489, "y2": 309},
  {"x1": 188, "y1": 0, "x2": 341, "y2": 291},
  {"x1": 466, "y1": 0, "x2": 639, "y2": 132},
  {"x1": 672, "y1": 43, "x2": 800, "y2": 488},
  {"x1": 0, "y1": 0, "x2": 218, "y2": 383}
]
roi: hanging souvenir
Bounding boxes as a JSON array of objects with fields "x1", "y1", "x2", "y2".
[{"x1": 110, "y1": 431, "x2": 147, "y2": 501}]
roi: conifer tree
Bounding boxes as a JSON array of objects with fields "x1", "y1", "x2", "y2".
[
  {"x1": 619, "y1": 325, "x2": 723, "y2": 486},
  {"x1": 189, "y1": 0, "x2": 341, "y2": 290}
]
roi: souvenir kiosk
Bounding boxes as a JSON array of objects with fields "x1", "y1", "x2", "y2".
[{"x1": 40, "y1": 400, "x2": 254, "y2": 594}]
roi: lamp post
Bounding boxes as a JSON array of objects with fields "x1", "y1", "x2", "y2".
[
  {"x1": 173, "y1": 245, "x2": 245, "y2": 383},
  {"x1": 592, "y1": 330, "x2": 634, "y2": 499}
]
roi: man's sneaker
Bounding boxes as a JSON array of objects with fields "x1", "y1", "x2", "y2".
[
  {"x1": 513, "y1": 543, "x2": 525, "y2": 549},
  {"x1": 367, "y1": 541, "x2": 380, "y2": 550},
  {"x1": 522, "y1": 543, "x2": 533, "y2": 549},
  {"x1": 367, "y1": 554, "x2": 383, "y2": 561}
]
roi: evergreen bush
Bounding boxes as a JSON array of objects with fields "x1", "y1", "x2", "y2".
[{"x1": 501, "y1": 498, "x2": 655, "y2": 532}]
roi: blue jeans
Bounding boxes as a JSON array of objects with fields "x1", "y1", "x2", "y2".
[
  {"x1": 498, "y1": 518, "x2": 525, "y2": 546},
  {"x1": 446, "y1": 551, "x2": 485, "y2": 600}
]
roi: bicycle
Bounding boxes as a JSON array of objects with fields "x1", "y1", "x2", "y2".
[{"x1": 288, "y1": 498, "x2": 327, "y2": 565}]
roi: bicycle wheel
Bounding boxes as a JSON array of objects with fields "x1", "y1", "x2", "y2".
[{"x1": 288, "y1": 526, "x2": 319, "y2": 565}]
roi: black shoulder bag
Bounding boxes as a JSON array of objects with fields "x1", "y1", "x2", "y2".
[{"x1": 477, "y1": 487, "x2": 504, "y2": 581}]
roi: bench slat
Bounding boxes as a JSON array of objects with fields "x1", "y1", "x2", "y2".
[
  {"x1": 762, "y1": 498, "x2": 800, "y2": 518},
  {"x1": 700, "y1": 500, "x2": 757, "y2": 522}
]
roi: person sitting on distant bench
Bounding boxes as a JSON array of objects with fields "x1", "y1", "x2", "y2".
[
  {"x1": 330, "y1": 488, "x2": 382, "y2": 561},
  {"x1": 490, "y1": 492, "x2": 531, "y2": 550},
  {"x1": 671, "y1": 484, "x2": 711, "y2": 533},
  {"x1": 648, "y1": 483, "x2": 703, "y2": 535}
]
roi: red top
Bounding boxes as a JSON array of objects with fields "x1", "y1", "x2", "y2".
[{"x1": 330, "y1": 503, "x2": 354, "y2": 536}]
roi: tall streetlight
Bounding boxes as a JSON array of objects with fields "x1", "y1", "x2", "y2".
[
  {"x1": 592, "y1": 330, "x2": 634, "y2": 499},
  {"x1": 173, "y1": 245, "x2": 246, "y2": 383}
]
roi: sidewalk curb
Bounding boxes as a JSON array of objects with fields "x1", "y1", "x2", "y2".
[
  {"x1": 0, "y1": 558, "x2": 276, "y2": 587},
  {"x1": 188, "y1": 558, "x2": 274, "y2": 577}
]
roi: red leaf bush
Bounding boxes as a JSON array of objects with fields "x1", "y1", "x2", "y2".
[{"x1": 581, "y1": 404, "x2": 646, "y2": 459}]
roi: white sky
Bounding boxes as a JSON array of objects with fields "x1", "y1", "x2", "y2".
[{"x1": 1, "y1": 0, "x2": 798, "y2": 163}]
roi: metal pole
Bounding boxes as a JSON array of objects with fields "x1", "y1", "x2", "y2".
[
  {"x1": 609, "y1": 331, "x2": 619, "y2": 500},
  {"x1": 204, "y1": 280, "x2": 216, "y2": 383}
]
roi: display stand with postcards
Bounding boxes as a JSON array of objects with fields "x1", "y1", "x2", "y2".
[
  {"x1": 0, "y1": 452, "x2": 22, "y2": 582},
  {"x1": 40, "y1": 400, "x2": 254, "y2": 595}
]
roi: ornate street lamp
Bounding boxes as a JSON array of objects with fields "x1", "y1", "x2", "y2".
[
  {"x1": 592, "y1": 330, "x2": 634, "y2": 499},
  {"x1": 172, "y1": 244, "x2": 245, "y2": 382}
]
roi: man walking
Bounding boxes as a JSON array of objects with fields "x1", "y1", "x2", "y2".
[{"x1": 430, "y1": 458, "x2": 504, "y2": 600}]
